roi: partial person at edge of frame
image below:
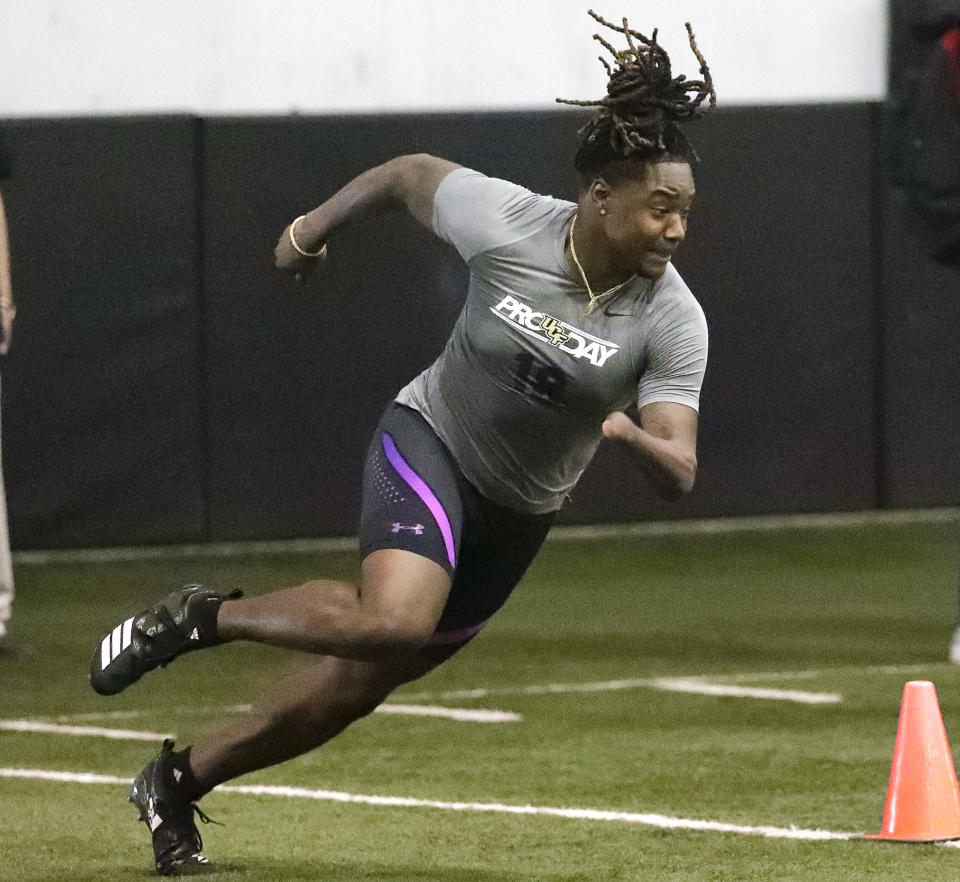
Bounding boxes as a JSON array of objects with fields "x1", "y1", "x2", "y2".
[
  {"x1": 885, "y1": 3, "x2": 960, "y2": 662},
  {"x1": 0, "y1": 123, "x2": 18, "y2": 653}
]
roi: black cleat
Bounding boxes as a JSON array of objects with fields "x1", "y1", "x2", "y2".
[
  {"x1": 89, "y1": 584, "x2": 242, "y2": 695},
  {"x1": 129, "y1": 739, "x2": 217, "y2": 876}
]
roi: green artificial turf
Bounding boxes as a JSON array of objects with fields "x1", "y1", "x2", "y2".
[{"x1": 1, "y1": 517, "x2": 959, "y2": 880}]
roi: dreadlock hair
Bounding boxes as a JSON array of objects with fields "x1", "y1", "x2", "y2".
[{"x1": 557, "y1": 9, "x2": 717, "y2": 187}]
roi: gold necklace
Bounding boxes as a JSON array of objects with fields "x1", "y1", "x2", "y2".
[{"x1": 568, "y1": 213, "x2": 637, "y2": 314}]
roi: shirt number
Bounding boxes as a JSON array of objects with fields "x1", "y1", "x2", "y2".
[{"x1": 512, "y1": 353, "x2": 568, "y2": 405}]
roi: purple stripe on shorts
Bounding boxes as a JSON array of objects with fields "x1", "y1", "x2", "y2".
[
  {"x1": 382, "y1": 432, "x2": 456, "y2": 568},
  {"x1": 428, "y1": 620, "x2": 489, "y2": 646}
]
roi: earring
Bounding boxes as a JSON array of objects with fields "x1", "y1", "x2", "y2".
[{"x1": 599, "y1": 208, "x2": 607, "y2": 215}]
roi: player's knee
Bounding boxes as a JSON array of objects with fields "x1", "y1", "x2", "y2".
[{"x1": 363, "y1": 615, "x2": 434, "y2": 659}]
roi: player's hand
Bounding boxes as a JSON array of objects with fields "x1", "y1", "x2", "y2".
[
  {"x1": 274, "y1": 217, "x2": 329, "y2": 284},
  {"x1": 0, "y1": 302, "x2": 15, "y2": 356},
  {"x1": 601, "y1": 410, "x2": 638, "y2": 443}
]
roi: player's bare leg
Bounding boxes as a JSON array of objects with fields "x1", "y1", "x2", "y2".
[
  {"x1": 91, "y1": 549, "x2": 449, "y2": 693},
  {"x1": 215, "y1": 549, "x2": 450, "y2": 658},
  {"x1": 188, "y1": 639, "x2": 462, "y2": 791},
  {"x1": 187, "y1": 549, "x2": 456, "y2": 787},
  {"x1": 122, "y1": 549, "x2": 452, "y2": 874}
]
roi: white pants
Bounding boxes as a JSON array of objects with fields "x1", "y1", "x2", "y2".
[{"x1": 0, "y1": 374, "x2": 12, "y2": 638}]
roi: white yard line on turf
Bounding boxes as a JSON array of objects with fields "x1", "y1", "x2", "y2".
[
  {"x1": 0, "y1": 766, "x2": 856, "y2": 841},
  {"x1": 704, "y1": 663, "x2": 948, "y2": 683},
  {"x1": 373, "y1": 704, "x2": 520, "y2": 722},
  {"x1": 12, "y1": 507, "x2": 958, "y2": 565},
  {"x1": 648, "y1": 678, "x2": 840, "y2": 704},
  {"x1": 0, "y1": 720, "x2": 174, "y2": 741},
  {"x1": 12, "y1": 663, "x2": 939, "y2": 743},
  {"x1": 1, "y1": 703, "x2": 521, "y2": 741},
  {"x1": 52, "y1": 703, "x2": 521, "y2": 724},
  {"x1": 402, "y1": 662, "x2": 956, "y2": 705},
  {"x1": 402, "y1": 677, "x2": 842, "y2": 705},
  {"x1": 34, "y1": 662, "x2": 936, "y2": 739}
]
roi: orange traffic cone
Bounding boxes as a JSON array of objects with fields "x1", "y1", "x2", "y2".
[{"x1": 866, "y1": 680, "x2": 960, "y2": 841}]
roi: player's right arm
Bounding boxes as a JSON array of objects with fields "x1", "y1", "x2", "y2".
[{"x1": 273, "y1": 154, "x2": 461, "y2": 278}]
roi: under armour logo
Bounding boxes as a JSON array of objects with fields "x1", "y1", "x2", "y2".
[
  {"x1": 188, "y1": 627, "x2": 200, "y2": 641},
  {"x1": 391, "y1": 523, "x2": 425, "y2": 534},
  {"x1": 173, "y1": 768, "x2": 183, "y2": 783}
]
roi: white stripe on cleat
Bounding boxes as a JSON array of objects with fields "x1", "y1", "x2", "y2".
[{"x1": 110, "y1": 624, "x2": 123, "y2": 661}]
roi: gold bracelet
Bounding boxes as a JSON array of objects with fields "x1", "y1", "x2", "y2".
[{"x1": 289, "y1": 215, "x2": 327, "y2": 258}]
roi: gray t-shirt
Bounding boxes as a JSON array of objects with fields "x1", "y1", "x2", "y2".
[{"x1": 396, "y1": 168, "x2": 708, "y2": 514}]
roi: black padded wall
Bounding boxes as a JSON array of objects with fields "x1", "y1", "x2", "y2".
[
  {"x1": 1, "y1": 117, "x2": 206, "y2": 548},
  {"x1": 0, "y1": 103, "x2": 940, "y2": 547},
  {"x1": 201, "y1": 106, "x2": 879, "y2": 537}
]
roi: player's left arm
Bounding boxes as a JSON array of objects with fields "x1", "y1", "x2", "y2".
[
  {"x1": 0, "y1": 189, "x2": 13, "y2": 355},
  {"x1": 601, "y1": 402, "x2": 698, "y2": 501}
]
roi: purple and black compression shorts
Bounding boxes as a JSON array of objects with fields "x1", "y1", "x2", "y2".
[{"x1": 359, "y1": 402, "x2": 554, "y2": 646}]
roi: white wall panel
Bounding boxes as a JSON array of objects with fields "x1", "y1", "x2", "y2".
[{"x1": 0, "y1": 0, "x2": 888, "y2": 116}]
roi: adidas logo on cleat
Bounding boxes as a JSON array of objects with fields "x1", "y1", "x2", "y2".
[
  {"x1": 146, "y1": 796, "x2": 163, "y2": 832},
  {"x1": 130, "y1": 739, "x2": 217, "y2": 875},
  {"x1": 89, "y1": 585, "x2": 242, "y2": 695}
]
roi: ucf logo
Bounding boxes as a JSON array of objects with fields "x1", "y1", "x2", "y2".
[
  {"x1": 540, "y1": 315, "x2": 570, "y2": 347},
  {"x1": 490, "y1": 296, "x2": 620, "y2": 367}
]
